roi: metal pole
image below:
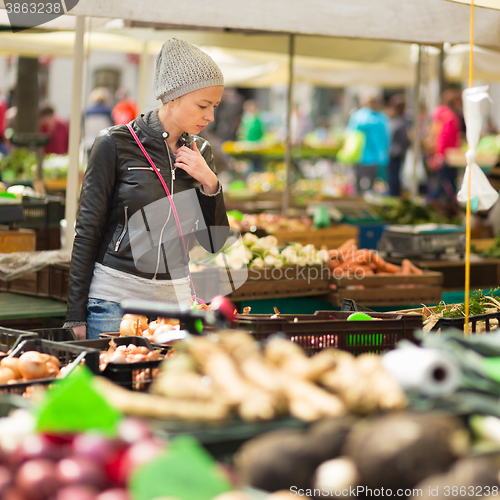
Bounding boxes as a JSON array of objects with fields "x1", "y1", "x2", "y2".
[
  {"x1": 65, "y1": 15, "x2": 85, "y2": 250},
  {"x1": 137, "y1": 41, "x2": 150, "y2": 115},
  {"x1": 282, "y1": 34, "x2": 295, "y2": 215},
  {"x1": 411, "y1": 44, "x2": 422, "y2": 199}
]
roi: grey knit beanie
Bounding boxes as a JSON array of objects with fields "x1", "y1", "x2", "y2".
[{"x1": 154, "y1": 38, "x2": 224, "y2": 104}]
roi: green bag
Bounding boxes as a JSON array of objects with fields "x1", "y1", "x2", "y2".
[{"x1": 336, "y1": 130, "x2": 365, "y2": 165}]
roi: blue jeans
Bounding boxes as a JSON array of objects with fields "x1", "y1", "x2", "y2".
[{"x1": 86, "y1": 298, "x2": 123, "y2": 339}]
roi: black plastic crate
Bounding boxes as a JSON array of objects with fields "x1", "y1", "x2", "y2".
[
  {"x1": 432, "y1": 310, "x2": 500, "y2": 333},
  {"x1": 9, "y1": 338, "x2": 99, "y2": 374},
  {"x1": 20, "y1": 199, "x2": 64, "y2": 230},
  {"x1": 29, "y1": 328, "x2": 77, "y2": 342},
  {"x1": 235, "y1": 310, "x2": 423, "y2": 355},
  {"x1": 0, "y1": 327, "x2": 39, "y2": 353},
  {"x1": 69, "y1": 336, "x2": 163, "y2": 391},
  {"x1": 0, "y1": 338, "x2": 100, "y2": 396}
]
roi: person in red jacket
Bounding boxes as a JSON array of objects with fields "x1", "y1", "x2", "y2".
[
  {"x1": 426, "y1": 89, "x2": 462, "y2": 202},
  {"x1": 112, "y1": 88, "x2": 138, "y2": 125},
  {"x1": 38, "y1": 103, "x2": 69, "y2": 155}
]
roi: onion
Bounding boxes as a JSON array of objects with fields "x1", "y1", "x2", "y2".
[
  {"x1": 119, "y1": 318, "x2": 138, "y2": 337},
  {"x1": 45, "y1": 362, "x2": 60, "y2": 377},
  {"x1": 48, "y1": 356, "x2": 60, "y2": 369},
  {"x1": 96, "y1": 489, "x2": 130, "y2": 500},
  {"x1": 116, "y1": 438, "x2": 165, "y2": 485},
  {"x1": 117, "y1": 418, "x2": 152, "y2": 444},
  {"x1": 109, "y1": 351, "x2": 127, "y2": 364},
  {"x1": 1, "y1": 357, "x2": 21, "y2": 379},
  {"x1": 0, "y1": 466, "x2": 12, "y2": 496},
  {"x1": 3, "y1": 486, "x2": 27, "y2": 500},
  {"x1": 15, "y1": 458, "x2": 59, "y2": 500},
  {"x1": 71, "y1": 433, "x2": 121, "y2": 465},
  {"x1": 13, "y1": 434, "x2": 63, "y2": 465},
  {"x1": 0, "y1": 367, "x2": 15, "y2": 384},
  {"x1": 122, "y1": 314, "x2": 148, "y2": 332},
  {"x1": 18, "y1": 352, "x2": 48, "y2": 380},
  {"x1": 56, "y1": 456, "x2": 106, "y2": 489},
  {"x1": 56, "y1": 485, "x2": 98, "y2": 500}
]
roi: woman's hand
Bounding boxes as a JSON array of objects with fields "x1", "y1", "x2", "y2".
[
  {"x1": 72, "y1": 324, "x2": 87, "y2": 340},
  {"x1": 174, "y1": 142, "x2": 218, "y2": 194}
]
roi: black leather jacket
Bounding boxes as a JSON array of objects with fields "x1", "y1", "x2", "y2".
[{"x1": 66, "y1": 115, "x2": 229, "y2": 323}]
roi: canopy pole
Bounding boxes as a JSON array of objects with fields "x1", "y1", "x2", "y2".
[
  {"x1": 464, "y1": 0, "x2": 475, "y2": 335},
  {"x1": 64, "y1": 15, "x2": 86, "y2": 251},
  {"x1": 282, "y1": 33, "x2": 295, "y2": 215},
  {"x1": 411, "y1": 44, "x2": 422, "y2": 199},
  {"x1": 137, "y1": 41, "x2": 150, "y2": 115}
]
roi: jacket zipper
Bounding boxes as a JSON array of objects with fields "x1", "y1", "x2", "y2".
[
  {"x1": 114, "y1": 206, "x2": 128, "y2": 251},
  {"x1": 128, "y1": 167, "x2": 153, "y2": 171}
]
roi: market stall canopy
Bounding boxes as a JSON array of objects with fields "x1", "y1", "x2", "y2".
[
  {"x1": 444, "y1": 0, "x2": 500, "y2": 9},
  {"x1": 53, "y1": 0, "x2": 500, "y2": 48},
  {"x1": 0, "y1": 27, "x2": 416, "y2": 87},
  {"x1": 445, "y1": 44, "x2": 500, "y2": 81}
]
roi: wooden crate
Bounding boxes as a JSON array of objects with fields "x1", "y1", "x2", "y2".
[
  {"x1": 271, "y1": 224, "x2": 358, "y2": 249},
  {"x1": 328, "y1": 271, "x2": 443, "y2": 307},
  {"x1": 226, "y1": 265, "x2": 331, "y2": 301},
  {"x1": 0, "y1": 229, "x2": 36, "y2": 253},
  {"x1": 49, "y1": 262, "x2": 71, "y2": 302},
  {"x1": 0, "y1": 266, "x2": 51, "y2": 298},
  {"x1": 414, "y1": 257, "x2": 500, "y2": 291}
]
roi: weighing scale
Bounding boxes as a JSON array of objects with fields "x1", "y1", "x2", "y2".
[{"x1": 377, "y1": 224, "x2": 466, "y2": 259}]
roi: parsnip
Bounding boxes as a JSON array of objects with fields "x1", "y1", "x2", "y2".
[
  {"x1": 188, "y1": 337, "x2": 252, "y2": 405},
  {"x1": 93, "y1": 377, "x2": 230, "y2": 423},
  {"x1": 281, "y1": 375, "x2": 346, "y2": 421},
  {"x1": 150, "y1": 370, "x2": 217, "y2": 401},
  {"x1": 264, "y1": 337, "x2": 312, "y2": 379},
  {"x1": 219, "y1": 331, "x2": 284, "y2": 394}
]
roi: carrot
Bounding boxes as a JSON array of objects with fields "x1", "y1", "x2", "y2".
[
  {"x1": 353, "y1": 249, "x2": 373, "y2": 264},
  {"x1": 336, "y1": 239, "x2": 358, "y2": 262},
  {"x1": 338, "y1": 259, "x2": 358, "y2": 271},
  {"x1": 381, "y1": 262, "x2": 402, "y2": 274},
  {"x1": 408, "y1": 260, "x2": 424, "y2": 275},
  {"x1": 401, "y1": 259, "x2": 412, "y2": 275}
]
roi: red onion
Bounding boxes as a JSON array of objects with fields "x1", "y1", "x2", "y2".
[
  {"x1": 0, "y1": 465, "x2": 13, "y2": 495},
  {"x1": 116, "y1": 438, "x2": 164, "y2": 485},
  {"x1": 95, "y1": 489, "x2": 130, "y2": 500},
  {"x1": 56, "y1": 456, "x2": 106, "y2": 489},
  {"x1": 55, "y1": 485, "x2": 98, "y2": 500},
  {"x1": 15, "y1": 458, "x2": 59, "y2": 500},
  {"x1": 13, "y1": 435, "x2": 63, "y2": 465},
  {"x1": 71, "y1": 433, "x2": 121, "y2": 466}
]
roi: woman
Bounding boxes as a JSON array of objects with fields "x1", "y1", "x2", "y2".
[{"x1": 64, "y1": 38, "x2": 229, "y2": 339}]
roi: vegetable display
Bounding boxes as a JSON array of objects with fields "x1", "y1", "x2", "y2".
[
  {"x1": 423, "y1": 288, "x2": 500, "y2": 332},
  {"x1": 96, "y1": 332, "x2": 407, "y2": 424},
  {"x1": 0, "y1": 352, "x2": 61, "y2": 384},
  {"x1": 329, "y1": 238, "x2": 424, "y2": 277},
  {"x1": 371, "y1": 198, "x2": 459, "y2": 225},
  {"x1": 0, "y1": 414, "x2": 164, "y2": 500}
]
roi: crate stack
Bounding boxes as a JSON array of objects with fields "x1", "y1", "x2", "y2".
[{"x1": 19, "y1": 197, "x2": 65, "y2": 251}]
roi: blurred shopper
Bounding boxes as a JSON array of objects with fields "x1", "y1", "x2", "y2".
[
  {"x1": 112, "y1": 88, "x2": 138, "y2": 125},
  {"x1": 84, "y1": 87, "x2": 114, "y2": 158},
  {"x1": 38, "y1": 102, "x2": 69, "y2": 155},
  {"x1": 424, "y1": 89, "x2": 462, "y2": 202},
  {"x1": 0, "y1": 91, "x2": 8, "y2": 157},
  {"x1": 212, "y1": 87, "x2": 244, "y2": 142},
  {"x1": 386, "y1": 94, "x2": 411, "y2": 197},
  {"x1": 346, "y1": 90, "x2": 391, "y2": 193},
  {"x1": 238, "y1": 99, "x2": 265, "y2": 142}
]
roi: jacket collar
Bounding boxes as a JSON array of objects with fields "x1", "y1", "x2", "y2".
[{"x1": 135, "y1": 113, "x2": 194, "y2": 147}]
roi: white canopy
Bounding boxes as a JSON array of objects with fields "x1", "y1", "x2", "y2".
[
  {"x1": 65, "y1": 0, "x2": 500, "y2": 48},
  {"x1": 2, "y1": 0, "x2": 500, "y2": 47},
  {"x1": 444, "y1": 0, "x2": 500, "y2": 9}
]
